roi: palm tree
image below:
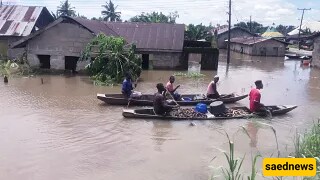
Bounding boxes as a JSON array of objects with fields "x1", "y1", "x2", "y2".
[
  {"x1": 57, "y1": 0, "x2": 76, "y2": 17},
  {"x1": 101, "y1": 0, "x2": 121, "y2": 22}
]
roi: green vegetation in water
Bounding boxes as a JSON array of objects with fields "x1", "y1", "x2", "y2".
[
  {"x1": 174, "y1": 72, "x2": 205, "y2": 78},
  {"x1": 211, "y1": 120, "x2": 320, "y2": 179},
  {"x1": 293, "y1": 120, "x2": 320, "y2": 179},
  {"x1": 80, "y1": 33, "x2": 142, "y2": 86},
  {"x1": 0, "y1": 59, "x2": 33, "y2": 77},
  {"x1": 221, "y1": 133, "x2": 245, "y2": 180}
]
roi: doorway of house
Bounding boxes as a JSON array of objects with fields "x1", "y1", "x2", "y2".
[
  {"x1": 65, "y1": 56, "x2": 79, "y2": 72},
  {"x1": 38, "y1": 55, "x2": 51, "y2": 69},
  {"x1": 142, "y1": 54, "x2": 149, "y2": 70}
]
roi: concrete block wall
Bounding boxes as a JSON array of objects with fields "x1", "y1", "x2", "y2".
[
  {"x1": 27, "y1": 22, "x2": 94, "y2": 70},
  {"x1": 150, "y1": 52, "x2": 182, "y2": 69},
  {"x1": 312, "y1": 37, "x2": 320, "y2": 68}
]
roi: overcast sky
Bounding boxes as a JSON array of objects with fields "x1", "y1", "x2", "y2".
[{"x1": 5, "y1": 0, "x2": 320, "y2": 26}]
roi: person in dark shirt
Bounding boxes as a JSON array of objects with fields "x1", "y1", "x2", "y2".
[
  {"x1": 121, "y1": 73, "x2": 136, "y2": 98},
  {"x1": 153, "y1": 83, "x2": 179, "y2": 115}
]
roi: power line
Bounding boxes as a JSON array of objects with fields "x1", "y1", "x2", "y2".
[
  {"x1": 227, "y1": 0, "x2": 231, "y2": 64},
  {"x1": 297, "y1": 8, "x2": 311, "y2": 50}
]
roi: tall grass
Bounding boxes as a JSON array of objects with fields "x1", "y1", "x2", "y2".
[
  {"x1": 293, "y1": 120, "x2": 320, "y2": 179},
  {"x1": 221, "y1": 133, "x2": 245, "y2": 180},
  {"x1": 211, "y1": 120, "x2": 319, "y2": 180}
]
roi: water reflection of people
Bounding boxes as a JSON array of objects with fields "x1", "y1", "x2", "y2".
[
  {"x1": 151, "y1": 121, "x2": 173, "y2": 151},
  {"x1": 246, "y1": 121, "x2": 259, "y2": 147}
]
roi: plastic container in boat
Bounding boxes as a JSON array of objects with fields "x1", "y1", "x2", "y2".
[{"x1": 195, "y1": 103, "x2": 207, "y2": 113}]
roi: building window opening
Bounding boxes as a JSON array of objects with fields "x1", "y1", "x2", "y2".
[
  {"x1": 141, "y1": 54, "x2": 149, "y2": 70},
  {"x1": 38, "y1": 55, "x2": 51, "y2": 69},
  {"x1": 65, "y1": 56, "x2": 79, "y2": 72}
]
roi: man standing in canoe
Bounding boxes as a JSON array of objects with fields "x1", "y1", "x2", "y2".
[
  {"x1": 121, "y1": 73, "x2": 137, "y2": 98},
  {"x1": 249, "y1": 80, "x2": 265, "y2": 112},
  {"x1": 166, "y1": 75, "x2": 181, "y2": 100},
  {"x1": 206, "y1": 75, "x2": 220, "y2": 99},
  {"x1": 154, "y1": 83, "x2": 179, "y2": 115}
]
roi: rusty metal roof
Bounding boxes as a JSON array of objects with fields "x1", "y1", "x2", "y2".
[
  {"x1": 105, "y1": 22, "x2": 185, "y2": 52},
  {"x1": 0, "y1": 5, "x2": 51, "y2": 36}
]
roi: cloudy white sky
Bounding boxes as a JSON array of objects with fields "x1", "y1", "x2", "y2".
[{"x1": 5, "y1": 0, "x2": 320, "y2": 26}]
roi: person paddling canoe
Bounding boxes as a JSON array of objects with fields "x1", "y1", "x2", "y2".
[
  {"x1": 249, "y1": 80, "x2": 265, "y2": 113},
  {"x1": 122, "y1": 73, "x2": 138, "y2": 98},
  {"x1": 154, "y1": 83, "x2": 179, "y2": 115},
  {"x1": 206, "y1": 75, "x2": 220, "y2": 99},
  {"x1": 166, "y1": 75, "x2": 181, "y2": 100}
]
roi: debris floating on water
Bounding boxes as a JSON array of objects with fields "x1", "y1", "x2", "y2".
[
  {"x1": 190, "y1": 122, "x2": 196, "y2": 126},
  {"x1": 4, "y1": 75, "x2": 8, "y2": 83}
]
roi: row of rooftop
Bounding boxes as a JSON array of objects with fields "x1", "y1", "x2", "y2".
[{"x1": 1, "y1": 5, "x2": 320, "y2": 70}]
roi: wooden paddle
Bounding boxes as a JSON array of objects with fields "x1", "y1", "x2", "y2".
[
  {"x1": 165, "y1": 91, "x2": 187, "y2": 116},
  {"x1": 126, "y1": 78, "x2": 139, "y2": 109}
]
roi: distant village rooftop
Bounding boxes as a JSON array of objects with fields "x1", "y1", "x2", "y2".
[{"x1": 229, "y1": 36, "x2": 287, "y2": 45}]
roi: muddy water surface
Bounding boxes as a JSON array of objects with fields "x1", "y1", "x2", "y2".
[{"x1": 0, "y1": 51, "x2": 319, "y2": 180}]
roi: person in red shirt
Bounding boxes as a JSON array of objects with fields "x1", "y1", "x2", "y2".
[{"x1": 249, "y1": 80, "x2": 264, "y2": 112}]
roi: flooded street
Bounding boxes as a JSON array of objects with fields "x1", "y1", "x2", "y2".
[{"x1": 1, "y1": 51, "x2": 320, "y2": 180}]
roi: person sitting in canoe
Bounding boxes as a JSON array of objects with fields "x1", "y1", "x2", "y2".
[
  {"x1": 122, "y1": 73, "x2": 137, "y2": 98},
  {"x1": 166, "y1": 75, "x2": 181, "y2": 100},
  {"x1": 154, "y1": 83, "x2": 179, "y2": 115},
  {"x1": 206, "y1": 75, "x2": 220, "y2": 99},
  {"x1": 249, "y1": 80, "x2": 265, "y2": 112}
]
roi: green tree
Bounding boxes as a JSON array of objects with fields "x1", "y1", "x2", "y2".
[
  {"x1": 77, "y1": 13, "x2": 88, "y2": 19},
  {"x1": 129, "y1": 11, "x2": 179, "y2": 23},
  {"x1": 91, "y1": 17, "x2": 103, "y2": 21},
  {"x1": 276, "y1": 25, "x2": 295, "y2": 35},
  {"x1": 185, "y1": 24, "x2": 213, "y2": 41},
  {"x1": 81, "y1": 34, "x2": 141, "y2": 85},
  {"x1": 234, "y1": 21, "x2": 267, "y2": 34},
  {"x1": 57, "y1": 0, "x2": 76, "y2": 17},
  {"x1": 101, "y1": 0, "x2": 121, "y2": 22}
]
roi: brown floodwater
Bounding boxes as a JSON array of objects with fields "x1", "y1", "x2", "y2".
[{"x1": 0, "y1": 51, "x2": 320, "y2": 180}]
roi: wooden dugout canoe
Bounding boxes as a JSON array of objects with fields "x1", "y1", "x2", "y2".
[
  {"x1": 97, "y1": 93, "x2": 248, "y2": 106},
  {"x1": 122, "y1": 105, "x2": 298, "y2": 120}
]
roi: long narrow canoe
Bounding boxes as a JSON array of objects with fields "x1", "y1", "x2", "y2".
[
  {"x1": 97, "y1": 93, "x2": 248, "y2": 106},
  {"x1": 122, "y1": 105, "x2": 297, "y2": 120}
]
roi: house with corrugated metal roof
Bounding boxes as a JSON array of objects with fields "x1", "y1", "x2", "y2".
[
  {"x1": 229, "y1": 36, "x2": 287, "y2": 56},
  {"x1": 0, "y1": 5, "x2": 54, "y2": 59},
  {"x1": 217, "y1": 26, "x2": 256, "y2": 49},
  {"x1": 12, "y1": 16, "x2": 187, "y2": 71}
]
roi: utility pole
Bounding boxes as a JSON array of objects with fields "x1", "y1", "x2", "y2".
[
  {"x1": 227, "y1": 0, "x2": 231, "y2": 64},
  {"x1": 297, "y1": 8, "x2": 311, "y2": 50},
  {"x1": 249, "y1": 15, "x2": 252, "y2": 33}
]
